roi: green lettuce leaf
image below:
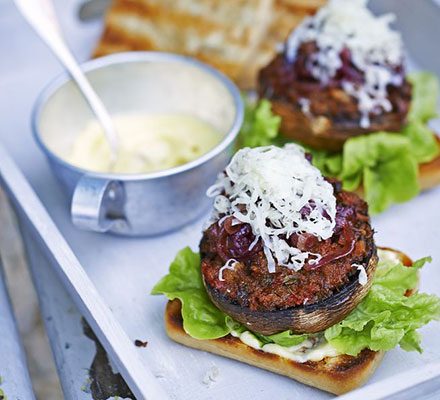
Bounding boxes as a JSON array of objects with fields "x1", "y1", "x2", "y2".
[
  {"x1": 151, "y1": 249, "x2": 309, "y2": 344},
  {"x1": 151, "y1": 247, "x2": 229, "y2": 339},
  {"x1": 403, "y1": 120, "x2": 440, "y2": 164},
  {"x1": 307, "y1": 147, "x2": 343, "y2": 177},
  {"x1": 152, "y1": 247, "x2": 440, "y2": 357},
  {"x1": 260, "y1": 330, "x2": 309, "y2": 347},
  {"x1": 238, "y1": 98, "x2": 281, "y2": 148},
  {"x1": 325, "y1": 256, "x2": 440, "y2": 356},
  {"x1": 402, "y1": 72, "x2": 440, "y2": 163},
  {"x1": 341, "y1": 132, "x2": 419, "y2": 214},
  {"x1": 373, "y1": 255, "x2": 430, "y2": 295},
  {"x1": 400, "y1": 330, "x2": 422, "y2": 353},
  {"x1": 339, "y1": 70, "x2": 440, "y2": 210},
  {"x1": 225, "y1": 316, "x2": 246, "y2": 334},
  {"x1": 407, "y1": 71, "x2": 439, "y2": 123},
  {"x1": 226, "y1": 315, "x2": 308, "y2": 346}
]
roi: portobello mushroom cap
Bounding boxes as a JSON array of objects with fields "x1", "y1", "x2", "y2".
[
  {"x1": 200, "y1": 187, "x2": 377, "y2": 336},
  {"x1": 258, "y1": 50, "x2": 412, "y2": 152},
  {"x1": 203, "y1": 252, "x2": 377, "y2": 335}
]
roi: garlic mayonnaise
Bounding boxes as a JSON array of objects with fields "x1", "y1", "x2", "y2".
[
  {"x1": 230, "y1": 330, "x2": 340, "y2": 363},
  {"x1": 68, "y1": 113, "x2": 222, "y2": 174}
]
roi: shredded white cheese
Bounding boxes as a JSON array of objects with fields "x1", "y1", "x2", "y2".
[
  {"x1": 285, "y1": 0, "x2": 404, "y2": 126},
  {"x1": 218, "y1": 259, "x2": 239, "y2": 281},
  {"x1": 206, "y1": 144, "x2": 336, "y2": 273},
  {"x1": 298, "y1": 98, "x2": 312, "y2": 117},
  {"x1": 352, "y1": 263, "x2": 368, "y2": 286}
]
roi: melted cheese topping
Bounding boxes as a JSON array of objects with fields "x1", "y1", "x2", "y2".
[
  {"x1": 285, "y1": 0, "x2": 404, "y2": 127},
  {"x1": 206, "y1": 144, "x2": 336, "y2": 272}
]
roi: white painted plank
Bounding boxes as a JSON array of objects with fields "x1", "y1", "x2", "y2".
[
  {"x1": 0, "y1": 260, "x2": 36, "y2": 400},
  {"x1": 1, "y1": 1, "x2": 440, "y2": 399},
  {"x1": 21, "y1": 227, "x2": 95, "y2": 400},
  {"x1": 0, "y1": 188, "x2": 64, "y2": 399},
  {"x1": 0, "y1": 142, "x2": 168, "y2": 400},
  {"x1": 338, "y1": 362, "x2": 440, "y2": 400}
]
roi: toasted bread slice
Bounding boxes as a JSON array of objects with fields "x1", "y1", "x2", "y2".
[
  {"x1": 94, "y1": 0, "x2": 325, "y2": 89},
  {"x1": 165, "y1": 300, "x2": 384, "y2": 395},
  {"x1": 419, "y1": 143, "x2": 440, "y2": 191},
  {"x1": 163, "y1": 248, "x2": 414, "y2": 395}
]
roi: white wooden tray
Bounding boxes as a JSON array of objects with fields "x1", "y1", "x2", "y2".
[
  {"x1": 0, "y1": 257, "x2": 35, "y2": 399},
  {"x1": 1, "y1": 0, "x2": 440, "y2": 398}
]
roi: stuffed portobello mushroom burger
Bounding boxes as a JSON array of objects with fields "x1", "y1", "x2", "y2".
[
  {"x1": 241, "y1": 0, "x2": 440, "y2": 214},
  {"x1": 152, "y1": 144, "x2": 440, "y2": 395}
]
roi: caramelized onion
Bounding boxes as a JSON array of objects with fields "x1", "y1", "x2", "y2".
[
  {"x1": 216, "y1": 217, "x2": 262, "y2": 261},
  {"x1": 306, "y1": 227, "x2": 356, "y2": 270}
]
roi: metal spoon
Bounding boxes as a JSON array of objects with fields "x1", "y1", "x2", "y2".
[
  {"x1": 13, "y1": 0, "x2": 119, "y2": 160},
  {"x1": 78, "y1": 0, "x2": 110, "y2": 22}
]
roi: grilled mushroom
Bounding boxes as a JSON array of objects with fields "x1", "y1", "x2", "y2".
[
  {"x1": 203, "y1": 251, "x2": 377, "y2": 335},
  {"x1": 201, "y1": 145, "x2": 377, "y2": 336},
  {"x1": 258, "y1": 54, "x2": 411, "y2": 152}
]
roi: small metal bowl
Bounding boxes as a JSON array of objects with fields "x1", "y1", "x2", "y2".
[{"x1": 32, "y1": 52, "x2": 243, "y2": 236}]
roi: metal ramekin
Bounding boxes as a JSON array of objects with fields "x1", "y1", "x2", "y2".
[{"x1": 32, "y1": 52, "x2": 243, "y2": 236}]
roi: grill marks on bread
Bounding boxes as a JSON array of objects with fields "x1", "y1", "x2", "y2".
[{"x1": 94, "y1": 0, "x2": 325, "y2": 88}]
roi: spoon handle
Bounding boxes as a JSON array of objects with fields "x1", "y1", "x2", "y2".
[
  {"x1": 78, "y1": 0, "x2": 110, "y2": 22},
  {"x1": 13, "y1": 0, "x2": 119, "y2": 155}
]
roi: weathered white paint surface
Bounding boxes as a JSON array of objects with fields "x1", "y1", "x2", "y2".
[
  {"x1": 1, "y1": 0, "x2": 440, "y2": 399},
  {"x1": 0, "y1": 259, "x2": 35, "y2": 399},
  {"x1": 0, "y1": 188, "x2": 63, "y2": 400}
]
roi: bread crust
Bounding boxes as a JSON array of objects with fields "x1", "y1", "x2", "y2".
[
  {"x1": 165, "y1": 300, "x2": 383, "y2": 395},
  {"x1": 419, "y1": 143, "x2": 440, "y2": 191},
  {"x1": 163, "y1": 248, "x2": 414, "y2": 395},
  {"x1": 93, "y1": 0, "x2": 325, "y2": 89}
]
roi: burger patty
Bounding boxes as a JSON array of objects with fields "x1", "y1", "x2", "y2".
[
  {"x1": 200, "y1": 181, "x2": 376, "y2": 312},
  {"x1": 258, "y1": 42, "x2": 412, "y2": 151}
]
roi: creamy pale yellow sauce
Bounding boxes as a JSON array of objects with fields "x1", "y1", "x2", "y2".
[
  {"x1": 68, "y1": 113, "x2": 223, "y2": 174},
  {"x1": 230, "y1": 330, "x2": 340, "y2": 363}
]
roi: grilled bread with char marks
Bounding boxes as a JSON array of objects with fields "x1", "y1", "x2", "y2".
[{"x1": 94, "y1": 0, "x2": 326, "y2": 89}]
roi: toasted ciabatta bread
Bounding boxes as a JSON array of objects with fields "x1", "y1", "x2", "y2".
[
  {"x1": 164, "y1": 248, "x2": 414, "y2": 395},
  {"x1": 419, "y1": 141, "x2": 440, "y2": 191},
  {"x1": 94, "y1": 0, "x2": 326, "y2": 89}
]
